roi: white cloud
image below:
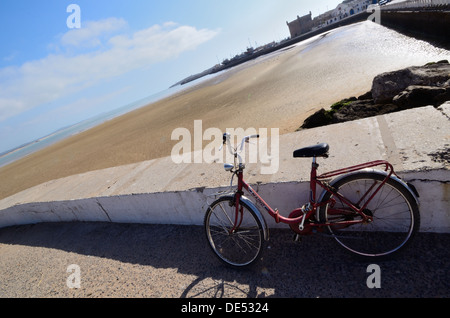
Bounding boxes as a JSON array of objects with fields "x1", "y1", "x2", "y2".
[
  {"x1": 61, "y1": 17, "x2": 128, "y2": 48},
  {"x1": 0, "y1": 19, "x2": 219, "y2": 122}
]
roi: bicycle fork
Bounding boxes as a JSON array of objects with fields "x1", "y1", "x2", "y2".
[{"x1": 229, "y1": 190, "x2": 244, "y2": 235}]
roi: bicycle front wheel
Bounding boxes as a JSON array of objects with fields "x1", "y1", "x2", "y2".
[
  {"x1": 204, "y1": 196, "x2": 265, "y2": 267},
  {"x1": 319, "y1": 172, "x2": 420, "y2": 259}
]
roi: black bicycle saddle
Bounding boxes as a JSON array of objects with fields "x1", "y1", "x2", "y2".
[{"x1": 293, "y1": 143, "x2": 329, "y2": 158}]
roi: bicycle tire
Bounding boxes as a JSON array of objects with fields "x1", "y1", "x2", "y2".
[
  {"x1": 204, "y1": 196, "x2": 265, "y2": 267},
  {"x1": 319, "y1": 172, "x2": 420, "y2": 260}
]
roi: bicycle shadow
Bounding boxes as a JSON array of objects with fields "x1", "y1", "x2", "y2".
[{"x1": 0, "y1": 221, "x2": 448, "y2": 298}]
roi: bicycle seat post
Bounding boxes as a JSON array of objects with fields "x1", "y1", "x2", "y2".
[
  {"x1": 312, "y1": 156, "x2": 319, "y2": 169},
  {"x1": 310, "y1": 156, "x2": 319, "y2": 204}
]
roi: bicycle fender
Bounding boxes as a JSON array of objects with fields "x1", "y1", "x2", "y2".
[
  {"x1": 316, "y1": 168, "x2": 420, "y2": 219},
  {"x1": 241, "y1": 195, "x2": 270, "y2": 241},
  {"x1": 217, "y1": 194, "x2": 269, "y2": 241}
]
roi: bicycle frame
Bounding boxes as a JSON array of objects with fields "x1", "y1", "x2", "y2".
[
  {"x1": 230, "y1": 158, "x2": 396, "y2": 233},
  {"x1": 208, "y1": 135, "x2": 420, "y2": 266}
]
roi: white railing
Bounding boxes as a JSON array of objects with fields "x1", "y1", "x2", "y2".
[{"x1": 381, "y1": 0, "x2": 450, "y2": 10}]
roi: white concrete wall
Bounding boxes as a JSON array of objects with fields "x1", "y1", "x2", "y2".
[
  {"x1": 0, "y1": 176, "x2": 448, "y2": 232},
  {"x1": 403, "y1": 170, "x2": 450, "y2": 233}
]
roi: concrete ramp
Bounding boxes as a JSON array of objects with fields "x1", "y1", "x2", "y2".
[{"x1": 1, "y1": 104, "x2": 449, "y2": 232}]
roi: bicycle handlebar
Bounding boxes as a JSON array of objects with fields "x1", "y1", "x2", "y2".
[
  {"x1": 221, "y1": 133, "x2": 259, "y2": 155},
  {"x1": 219, "y1": 133, "x2": 260, "y2": 168}
]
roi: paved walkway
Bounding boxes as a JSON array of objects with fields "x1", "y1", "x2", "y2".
[{"x1": 0, "y1": 222, "x2": 449, "y2": 299}]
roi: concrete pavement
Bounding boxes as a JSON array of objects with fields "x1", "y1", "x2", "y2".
[{"x1": 0, "y1": 222, "x2": 449, "y2": 298}]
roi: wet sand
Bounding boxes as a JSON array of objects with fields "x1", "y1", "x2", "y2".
[{"x1": 0, "y1": 21, "x2": 448, "y2": 200}]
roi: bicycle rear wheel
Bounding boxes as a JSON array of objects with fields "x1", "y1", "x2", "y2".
[
  {"x1": 204, "y1": 196, "x2": 265, "y2": 267},
  {"x1": 319, "y1": 172, "x2": 420, "y2": 259}
]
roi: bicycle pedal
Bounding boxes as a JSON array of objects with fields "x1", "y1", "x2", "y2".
[{"x1": 293, "y1": 234, "x2": 302, "y2": 242}]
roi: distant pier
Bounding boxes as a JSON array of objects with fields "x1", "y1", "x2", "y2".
[{"x1": 379, "y1": 1, "x2": 450, "y2": 46}]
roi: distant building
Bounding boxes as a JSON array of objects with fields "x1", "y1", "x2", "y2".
[
  {"x1": 286, "y1": 11, "x2": 314, "y2": 38},
  {"x1": 286, "y1": 0, "x2": 377, "y2": 38}
]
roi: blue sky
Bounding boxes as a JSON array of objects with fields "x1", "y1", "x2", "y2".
[{"x1": 0, "y1": 0, "x2": 342, "y2": 153}]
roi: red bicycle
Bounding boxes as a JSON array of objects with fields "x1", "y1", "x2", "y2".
[{"x1": 204, "y1": 133, "x2": 421, "y2": 267}]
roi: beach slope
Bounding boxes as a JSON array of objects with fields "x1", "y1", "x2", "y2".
[{"x1": 0, "y1": 21, "x2": 448, "y2": 200}]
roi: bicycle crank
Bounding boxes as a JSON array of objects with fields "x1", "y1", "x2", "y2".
[{"x1": 289, "y1": 208, "x2": 313, "y2": 235}]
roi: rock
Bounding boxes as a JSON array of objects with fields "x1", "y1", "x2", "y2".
[
  {"x1": 299, "y1": 100, "x2": 400, "y2": 129},
  {"x1": 331, "y1": 100, "x2": 399, "y2": 123},
  {"x1": 299, "y1": 109, "x2": 332, "y2": 129},
  {"x1": 299, "y1": 61, "x2": 450, "y2": 131},
  {"x1": 372, "y1": 61, "x2": 450, "y2": 104},
  {"x1": 357, "y1": 91, "x2": 372, "y2": 100},
  {"x1": 393, "y1": 85, "x2": 449, "y2": 108}
]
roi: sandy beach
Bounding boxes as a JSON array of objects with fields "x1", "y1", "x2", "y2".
[{"x1": 0, "y1": 21, "x2": 448, "y2": 200}]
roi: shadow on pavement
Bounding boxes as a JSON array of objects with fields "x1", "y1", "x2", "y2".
[{"x1": 0, "y1": 222, "x2": 448, "y2": 298}]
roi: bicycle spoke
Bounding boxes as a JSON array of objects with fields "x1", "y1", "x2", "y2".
[
  {"x1": 319, "y1": 172, "x2": 419, "y2": 258},
  {"x1": 205, "y1": 197, "x2": 264, "y2": 267}
]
